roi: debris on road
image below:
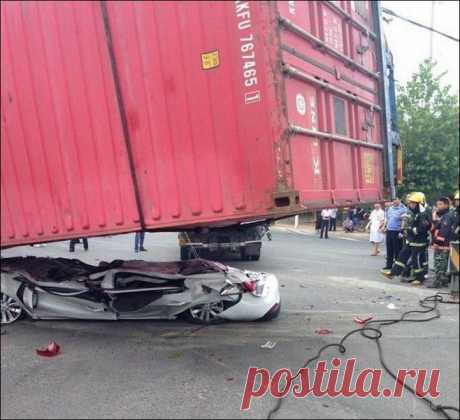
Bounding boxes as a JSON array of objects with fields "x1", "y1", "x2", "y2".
[
  {"x1": 36, "y1": 341, "x2": 61, "y2": 357},
  {"x1": 353, "y1": 316, "x2": 374, "y2": 324},
  {"x1": 167, "y1": 351, "x2": 183, "y2": 359},
  {"x1": 386, "y1": 303, "x2": 398, "y2": 310},
  {"x1": 315, "y1": 329, "x2": 332, "y2": 335},
  {"x1": 261, "y1": 341, "x2": 277, "y2": 349}
]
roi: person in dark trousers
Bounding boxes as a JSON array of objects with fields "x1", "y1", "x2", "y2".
[
  {"x1": 381, "y1": 197, "x2": 406, "y2": 272},
  {"x1": 320, "y1": 208, "x2": 331, "y2": 239},
  {"x1": 265, "y1": 223, "x2": 272, "y2": 241},
  {"x1": 357, "y1": 206, "x2": 365, "y2": 223},
  {"x1": 69, "y1": 238, "x2": 88, "y2": 252},
  {"x1": 428, "y1": 197, "x2": 457, "y2": 288},
  {"x1": 134, "y1": 231, "x2": 147, "y2": 252},
  {"x1": 315, "y1": 210, "x2": 322, "y2": 234},
  {"x1": 382, "y1": 192, "x2": 432, "y2": 285},
  {"x1": 329, "y1": 207, "x2": 338, "y2": 231},
  {"x1": 349, "y1": 205, "x2": 358, "y2": 230},
  {"x1": 402, "y1": 193, "x2": 429, "y2": 281}
]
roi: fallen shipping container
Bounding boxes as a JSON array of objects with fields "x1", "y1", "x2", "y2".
[{"x1": 0, "y1": 0, "x2": 399, "y2": 248}]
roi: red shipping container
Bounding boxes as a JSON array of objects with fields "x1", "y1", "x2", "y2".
[{"x1": 1, "y1": 1, "x2": 392, "y2": 248}]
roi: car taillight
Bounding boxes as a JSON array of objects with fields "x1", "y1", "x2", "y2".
[
  {"x1": 243, "y1": 279, "x2": 267, "y2": 297},
  {"x1": 243, "y1": 280, "x2": 257, "y2": 293}
]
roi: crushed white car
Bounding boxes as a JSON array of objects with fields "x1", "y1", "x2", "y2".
[{"x1": 1, "y1": 257, "x2": 280, "y2": 325}]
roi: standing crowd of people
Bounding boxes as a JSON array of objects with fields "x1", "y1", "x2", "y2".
[
  {"x1": 315, "y1": 207, "x2": 338, "y2": 239},
  {"x1": 379, "y1": 191, "x2": 459, "y2": 288},
  {"x1": 317, "y1": 203, "x2": 368, "y2": 238},
  {"x1": 315, "y1": 191, "x2": 459, "y2": 288}
]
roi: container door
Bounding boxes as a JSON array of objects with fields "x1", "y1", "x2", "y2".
[
  {"x1": 1, "y1": 1, "x2": 140, "y2": 247},
  {"x1": 276, "y1": 0, "x2": 385, "y2": 207},
  {"x1": 103, "y1": 1, "x2": 294, "y2": 229}
]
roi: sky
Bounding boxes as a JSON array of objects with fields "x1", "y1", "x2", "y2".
[{"x1": 381, "y1": 0, "x2": 460, "y2": 94}]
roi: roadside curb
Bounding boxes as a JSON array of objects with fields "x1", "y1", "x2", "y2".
[
  {"x1": 273, "y1": 225, "x2": 369, "y2": 240},
  {"x1": 272, "y1": 225, "x2": 310, "y2": 235}
]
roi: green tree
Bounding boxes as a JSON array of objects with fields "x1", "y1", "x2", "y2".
[{"x1": 396, "y1": 60, "x2": 459, "y2": 203}]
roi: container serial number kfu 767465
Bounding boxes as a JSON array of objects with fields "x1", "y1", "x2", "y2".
[{"x1": 235, "y1": 1, "x2": 259, "y2": 96}]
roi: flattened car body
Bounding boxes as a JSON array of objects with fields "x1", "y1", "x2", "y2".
[{"x1": 0, "y1": 257, "x2": 280, "y2": 324}]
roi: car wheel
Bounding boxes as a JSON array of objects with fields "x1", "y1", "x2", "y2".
[
  {"x1": 184, "y1": 301, "x2": 226, "y2": 324},
  {"x1": 1, "y1": 292, "x2": 23, "y2": 325}
]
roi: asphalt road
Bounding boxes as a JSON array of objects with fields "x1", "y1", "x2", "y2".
[{"x1": 1, "y1": 228, "x2": 459, "y2": 419}]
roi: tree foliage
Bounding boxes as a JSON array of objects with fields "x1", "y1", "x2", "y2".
[{"x1": 396, "y1": 60, "x2": 459, "y2": 203}]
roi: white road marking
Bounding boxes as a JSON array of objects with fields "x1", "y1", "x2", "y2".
[{"x1": 335, "y1": 236, "x2": 360, "y2": 242}]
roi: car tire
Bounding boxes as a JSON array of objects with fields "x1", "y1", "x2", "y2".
[{"x1": 182, "y1": 301, "x2": 226, "y2": 325}]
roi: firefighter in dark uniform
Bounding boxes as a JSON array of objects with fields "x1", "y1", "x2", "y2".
[
  {"x1": 427, "y1": 196, "x2": 457, "y2": 288},
  {"x1": 420, "y1": 193, "x2": 432, "y2": 277},
  {"x1": 399, "y1": 192, "x2": 430, "y2": 280},
  {"x1": 448, "y1": 191, "x2": 459, "y2": 293},
  {"x1": 382, "y1": 192, "x2": 432, "y2": 285},
  {"x1": 452, "y1": 191, "x2": 459, "y2": 239}
]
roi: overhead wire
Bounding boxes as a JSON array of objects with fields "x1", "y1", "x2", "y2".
[{"x1": 382, "y1": 7, "x2": 459, "y2": 43}]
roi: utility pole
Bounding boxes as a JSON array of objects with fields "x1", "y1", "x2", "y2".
[{"x1": 430, "y1": 1, "x2": 435, "y2": 59}]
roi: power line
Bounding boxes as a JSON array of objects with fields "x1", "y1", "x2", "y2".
[{"x1": 382, "y1": 7, "x2": 460, "y2": 43}]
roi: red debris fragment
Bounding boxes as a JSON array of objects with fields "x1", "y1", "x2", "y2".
[
  {"x1": 353, "y1": 316, "x2": 374, "y2": 325},
  {"x1": 36, "y1": 341, "x2": 61, "y2": 357},
  {"x1": 315, "y1": 329, "x2": 332, "y2": 335}
]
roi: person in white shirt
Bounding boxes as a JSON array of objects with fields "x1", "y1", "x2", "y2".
[
  {"x1": 320, "y1": 208, "x2": 331, "y2": 239},
  {"x1": 366, "y1": 203, "x2": 386, "y2": 256},
  {"x1": 329, "y1": 207, "x2": 338, "y2": 231}
]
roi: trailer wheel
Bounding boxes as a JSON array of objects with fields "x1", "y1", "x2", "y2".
[
  {"x1": 240, "y1": 246, "x2": 261, "y2": 261},
  {"x1": 240, "y1": 247, "x2": 250, "y2": 261}
]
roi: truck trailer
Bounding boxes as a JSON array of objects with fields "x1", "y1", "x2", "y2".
[{"x1": 1, "y1": 0, "x2": 400, "y2": 258}]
